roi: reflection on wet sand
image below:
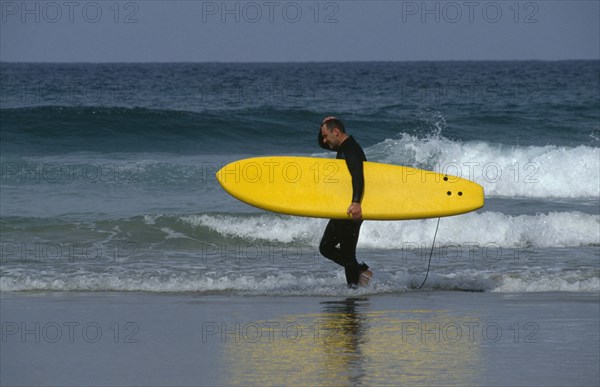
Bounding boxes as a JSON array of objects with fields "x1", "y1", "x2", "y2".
[
  {"x1": 223, "y1": 298, "x2": 481, "y2": 386},
  {"x1": 317, "y1": 298, "x2": 370, "y2": 385}
]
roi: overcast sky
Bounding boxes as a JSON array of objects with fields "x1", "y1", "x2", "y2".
[{"x1": 1, "y1": 1, "x2": 599, "y2": 62}]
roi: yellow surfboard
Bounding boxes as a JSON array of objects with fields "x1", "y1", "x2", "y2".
[{"x1": 216, "y1": 156, "x2": 484, "y2": 220}]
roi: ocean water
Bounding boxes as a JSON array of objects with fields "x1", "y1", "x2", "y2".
[{"x1": 1, "y1": 61, "x2": 599, "y2": 294}]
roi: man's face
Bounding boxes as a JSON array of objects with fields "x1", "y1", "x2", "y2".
[{"x1": 320, "y1": 125, "x2": 340, "y2": 149}]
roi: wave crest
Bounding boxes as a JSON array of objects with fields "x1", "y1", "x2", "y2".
[{"x1": 367, "y1": 132, "x2": 600, "y2": 198}]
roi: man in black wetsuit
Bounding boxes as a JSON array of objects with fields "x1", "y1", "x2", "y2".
[{"x1": 318, "y1": 117, "x2": 372, "y2": 288}]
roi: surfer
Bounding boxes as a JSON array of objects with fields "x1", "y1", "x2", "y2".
[{"x1": 318, "y1": 117, "x2": 373, "y2": 288}]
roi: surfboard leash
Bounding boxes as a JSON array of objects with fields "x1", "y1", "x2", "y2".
[{"x1": 418, "y1": 217, "x2": 441, "y2": 290}]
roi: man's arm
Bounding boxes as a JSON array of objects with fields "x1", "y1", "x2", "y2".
[
  {"x1": 344, "y1": 146, "x2": 365, "y2": 204},
  {"x1": 344, "y1": 143, "x2": 365, "y2": 220}
]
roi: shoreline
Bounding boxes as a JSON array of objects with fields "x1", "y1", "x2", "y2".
[{"x1": 2, "y1": 291, "x2": 598, "y2": 386}]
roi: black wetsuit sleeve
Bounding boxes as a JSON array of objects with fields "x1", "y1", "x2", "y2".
[
  {"x1": 346, "y1": 152, "x2": 365, "y2": 203},
  {"x1": 340, "y1": 138, "x2": 366, "y2": 203}
]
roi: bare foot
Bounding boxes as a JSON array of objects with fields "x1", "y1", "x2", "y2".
[{"x1": 358, "y1": 269, "x2": 372, "y2": 287}]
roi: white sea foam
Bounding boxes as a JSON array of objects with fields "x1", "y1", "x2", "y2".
[
  {"x1": 2, "y1": 268, "x2": 597, "y2": 294},
  {"x1": 183, "y1": 211, "x2": 599, "y2": 249},
  {"x1": 492, "y1": 274, "x2": 600, "y2": 293},
  {"x1": 182, "y1": 214, "x2": 326, "y2": 244}
]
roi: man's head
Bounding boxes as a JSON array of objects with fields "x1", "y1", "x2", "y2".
[{"x1": 320, "y1": 117, "x2": 348, "y2": 150}]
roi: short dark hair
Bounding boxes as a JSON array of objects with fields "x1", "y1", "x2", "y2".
[{"x1": 322, "y1": 117, "x2": 346, "y2": 133}]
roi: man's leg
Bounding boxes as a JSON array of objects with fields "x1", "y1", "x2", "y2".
[
  {"x1": 339, "y1": 220, "x2": 365, "y2": 286},
  {"x1": 320, "y1": 219, "x2": 367, "y2": 286},
  {"x1": 319, "y1": 219, "x2": 345, "y2": 267}
]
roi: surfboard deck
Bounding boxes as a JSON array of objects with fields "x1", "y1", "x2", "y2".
[{"x1": 215, "y1": 156, "x2": 484, "y2": 220}]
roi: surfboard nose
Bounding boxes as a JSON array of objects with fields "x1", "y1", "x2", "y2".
[{"x1": 446, "y1": 180, "x2": 485, "y2": 212}]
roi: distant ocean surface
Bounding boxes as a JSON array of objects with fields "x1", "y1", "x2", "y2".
[{"x1": 1, "y1": 61, "x2": 599, "y2": 294}]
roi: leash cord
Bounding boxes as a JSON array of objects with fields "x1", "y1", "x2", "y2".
[{"x1": 418, "y1": 217, "x2": 441, "y2": 290}]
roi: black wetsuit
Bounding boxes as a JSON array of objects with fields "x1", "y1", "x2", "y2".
[{"x1": 318, "y1": 132, "x2": 369, "y2": 286}]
